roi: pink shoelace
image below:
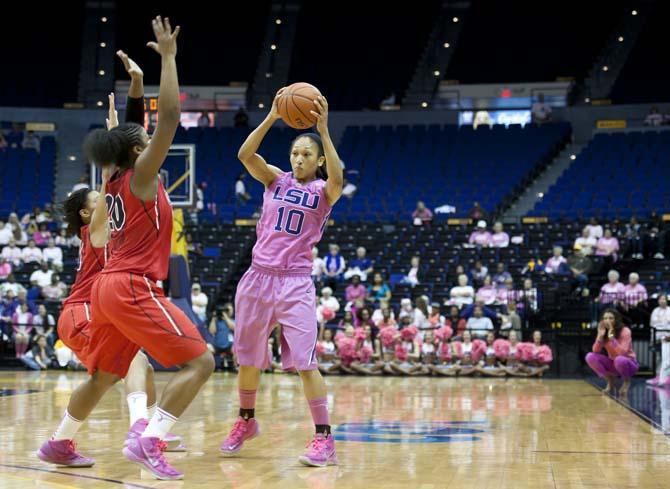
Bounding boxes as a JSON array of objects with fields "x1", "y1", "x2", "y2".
[
  {"x1": 306, "y1": 436, "x2": 327, "y2": 454},
  {"x1": 228, "y1": 419, "x2": 247, "y2": 443}
]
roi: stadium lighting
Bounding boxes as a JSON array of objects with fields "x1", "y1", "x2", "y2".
[
  {"x1": 100, "y1": 42, "x2": 106, "y2": 48},
  {"x1": 98, "y1": 70, "x2": 105, "y2": 76},
  {"x1": 421, "y1": 102, "x2": 428, "y2": 108},
  {"x1": 443, "y1": 42, "x2": 450, "y2": 48},
  {"x1": 68, "y1": 156, "x2": 76, "y2": 161},
  {"x1": 631, "y1": 10, "x2": 638, "y2": 15},
  {"x1": 96, "y1": 101, "x2": 104, "y2": 107},
  {"x1": 537, "y1": 192, "x2": 544, "y2": 198},
  {"x1": 452, "y1": 17, "x2": 459, "y2": 23},
  {"x1": 275, "y1": 19, "x2": 282, "y2": 24},
  {"x1": 570, "y1": 154, "x2": 577, "y2": 160},
  {"x1": 585, "y1": 97, "x2": 591, "y2": 103},
  {"x1": 258, "y1": 103, "x2": 265, "y2": 108},
  {"x1": 602, "y1": 66, "x2": 609, "y2": 72},
  {"x1": 270, "y1": 44, "x2": 277, "y2": 50},
  {"x1": 101, "y1": 16, "x2": 107, "y2": 22},
  {"x1": 265, "y1": 72, "x2": 272, "y2": 78},
  {"x1": 433, "y1": 70, "x2": 440, "y2": 76},
  {"x1": 618, "y1": 36, "x2": 624, "y2": 42}
]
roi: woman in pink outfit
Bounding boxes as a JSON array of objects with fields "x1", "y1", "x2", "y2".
[
  {"x1": 586, "y1": 309, "x2": 638, "y2": 396},
  {"x1": 595, "y1": 229, "x2": 620, "y2": 261}
]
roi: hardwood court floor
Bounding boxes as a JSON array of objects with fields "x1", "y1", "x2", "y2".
[{"x1": 1, "y1": 371, "x2": 670, "y2": 489}]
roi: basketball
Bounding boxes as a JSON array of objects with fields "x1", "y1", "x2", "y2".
[{"x1": 278, "y1": 82, "x2": 322, "y2": 129}]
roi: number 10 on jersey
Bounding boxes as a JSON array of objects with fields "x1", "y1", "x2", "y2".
[{"x1": 274, "y1": 207, "x2": 305, "y2": 235}]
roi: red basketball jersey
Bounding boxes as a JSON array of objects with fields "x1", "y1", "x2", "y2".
[
  {"x1": 102, "y1": 169, "x2": 173, "y2": 282},
  {"x1": 63, "y1": 224, "x2": 107, "y2": 306}
]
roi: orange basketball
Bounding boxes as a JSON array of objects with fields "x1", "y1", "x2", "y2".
[{"x1": 278, "y1": 82, "x2": 322, "y2": 129}]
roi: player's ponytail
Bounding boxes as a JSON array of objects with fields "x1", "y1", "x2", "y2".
[
  {"x1": 83, "y1": 122, "x2": 145, "y2": 169},
  {"x1": 291, "y1": 132, "x2": 328, "y2": 180},
  {"x1": 62, "y1": 188, "x2": 90, "y2": 238}
]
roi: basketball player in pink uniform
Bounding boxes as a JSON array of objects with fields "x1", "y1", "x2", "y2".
[{"x1": 220, "y1": 88, "x2": 343, "y2": 466}]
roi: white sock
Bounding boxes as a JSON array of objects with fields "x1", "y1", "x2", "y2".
[
  {"x1": 142, "y1": 407, "x2": 177, "y2": 439},
  {"x1": 126, "y1": 391, "x2": 149, "y2": 426},
  {"x1": 660, "y1": 342, "x2": 670, "y2": 383},
  {"x1": 52, "y1": 410, "x2": 84, "y2": 441},
  {"x1": 147, "y1": 403, "x2": 157, "y2": 419}
]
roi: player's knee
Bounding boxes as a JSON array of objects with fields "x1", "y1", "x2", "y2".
[
  {"x1": 189, "y1": 351, "x2": 215, "y2": 379},
  {"x1": 91, "y1": 370, "x2": 121, "y2": 389}
]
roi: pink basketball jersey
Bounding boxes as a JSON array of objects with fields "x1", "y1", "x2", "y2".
[{"x1": 252, "y1": 172, "x2": 331, "y2": 271}]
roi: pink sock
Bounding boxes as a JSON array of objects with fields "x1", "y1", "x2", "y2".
[
  {"x1": 239, "y1": 389, "x2": 257, "y2": 410},
  {"x1": 307, "y1": 397, "x2": 329, "y2": 426}
]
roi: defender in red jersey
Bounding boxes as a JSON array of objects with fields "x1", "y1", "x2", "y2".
[{"x1": 83, "y1": 16, "x2": 212, "y2": 480}]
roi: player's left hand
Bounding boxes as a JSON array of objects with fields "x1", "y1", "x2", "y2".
[
  {"x1": 117, "y1": 50, "x2": 144, "y2": 79},
  {"x1": 101, "y1": 166, "x2": 113, "y2": 182},
  {"x1": 310, "y1": 95, "x2": 329, "y2": 134},
  {"x1": 106, "y1": 93, "x2": 118, "y2": 130}
]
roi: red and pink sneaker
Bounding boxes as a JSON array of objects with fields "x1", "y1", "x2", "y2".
[
  {"x1": 37, "y1": 439, "x2": 95, "y2": 467},
  {"x1": 125, "y1": 419, "x2": 185, "y2": 452},
  {"x1": 122, "y1": 436, "x2": 183, "y2": 480},
  {"x1": 220, "y1": 417, "x2": 260, "y2": 455},
  {"x1": 298, "y1": 434, "x2": 338, "y2": 467}
]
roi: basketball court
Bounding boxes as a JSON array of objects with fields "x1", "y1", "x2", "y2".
[{"x1": 1, "y1": 372, "x2": 669, "y2": 488}]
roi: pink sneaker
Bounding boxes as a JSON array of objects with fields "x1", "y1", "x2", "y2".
[
  {"x1": 220, "y1": 417, "x2": 260, "y2": 455},
  {"x1": 37, "y1": 439, "x2": 95, "y2": 467},
  {"x1": 298, "y1": 434, "x2": 338, "y2": 467},
  {"x1": 647, "y1": 376, "x2": 660, "y2": 386},
  {"x1": 122, "y1": 437, "x2": 183, "y2": 480},
  {"x1": 124, "y1": 419, "x2": 185, "y2": 452}
]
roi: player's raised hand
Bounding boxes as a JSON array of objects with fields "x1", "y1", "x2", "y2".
[
  {"x1": 310, "y1": 95, "x2": 329, "y2": 134},
  {"x1": 146, "y1": 15, "x2": 180, "y2": 57},
  {"x1": 116, "y1": 50, "x2": 143, "y2": 79},
  {"x1": 269, "y1": 87, "x2": 287, "y2": 120},
  {"x1": 105, "y1": 93, "x2": 118, "y2": 130}
]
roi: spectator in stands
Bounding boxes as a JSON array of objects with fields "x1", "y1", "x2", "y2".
[
  {"x1": 16, "y1": 289, "x2": 36, "y2": 315},
  {"x1": 41, "y1": 274, "x2": 67, "y2": 302},
  {"x1": 25, "y1": 220, "x2": 38, "y2": 240},
  {"x1": 545, "y1": 246, "x2": 568, "y2": 274},
  {"x1": 22, "y1": 130, "x2": 40, "y2": 152},
  {"x1": 470, "y1": 260, "x2": 488, "y2": 287},
  {"x1": 6, "y1": 123, "x2": 23, "y2": 148},
  {"x1": 0, "y1": 257, "x2": 11, "y2": 280},
  {"x1": 645, "y1": 107, "x2": 664, "y2": 127},
  {"x1": 449, "y1": 274, "x2": 475, "y2": 308},
  {"x1": 598, "y1": 270, "x2": 625, "y2": 307},
  {"x1": 586, "y1": 309, "x2": 637, "y2": 396},
  {"x1": 22, "y1": 334, "x2": 57, "y2": 370},
  {"x1": 33, "y1": 223, "x2": 51, "y2": 247},
  {"x1": 324, "y1": 244, "x2": 346, "y2": 289},
  {"x1": 341, "y1": 178, "x2": 357, "y2": 200},
  {"x1": 234, "y1": 107, "x2": 249, "y2": 128},
  {"x1": 209, "y1": 304, "x2": 236, "y2": 369},
  {"x1": 191, "y1": 283, "x2": 208, "y2": 322},
  {"x1": 466, "y1": 305, "x2": 494, "y2": 338},
  {"x1": 30, "y1": 262, "x2": 53, "y2": 289},
  {"x1": 520, "y1": 278, "x2": 539, "y2": 315},
  {"x1": 375, "y1": 303, "x2": 397, "y2": 329},
  {"x1": 427, "y1": 301, "x2": 445, "y2": 329},
  {"x1": 476, "y1": 276, "x2": 498, "y2": 306},
  {"x1": 585, "y1": 218, "x2": 604, "y2": 239},
  {"x1": 595, "y1": 228, "x2": 620, "y2": 263},
  {"x1": 235, "y1": 173, "x2": 251, "y2": 204},
  {"x1": 497, "y1": 276, "x2": 518, "y2": 304},
  {"x1": 469, "y1": 202, "x2": 486, "y2": 221},
  {"x1": 316, "y1": 286, "x2": 340, "y2": 324},
  {"x1": 367, "y1": 272, "x2": 392, "y2": 304},
  {"x1": 12, "y1": 302, "x2": 33, "y2": 358},
  {"x1": 412, "y1": 201, "x2": 433, "y2": 227},
  {"x1": 492, "y1": 262, "x2": 511, "y2": 286},
  {"x1": 197, "y1": 112, "x2": 211, "y2": 128},
  {"x1": 651, "y1": 295, "x2": 670, "y2": 335},
  {"x1": 344, "y1": 246, "x2": 374, "y2": 282},
  {"x1": 72, "y1": 176, "x2": 88, "y2": 193},
  {"x1": 469, "y1": 220, "x2": 492, "y2": 247},
  {"x1": 401, "y1": 256, "x2": 422, "y2": 287},
  {"x1": 498, "y1": 301, "x2": 522, "y2": 338},
  {"x1": 311, "y1": 247, "x2": 326, "y2": 285},
  {"x1": 0, "y1": 222, "x2": 13, "y2": 246},
  {"x1": 622, "y1": 272, "x2": 648, "y2": 327},
  {"x1": 574, "y1": 227, "x2": 597, "y2": 256},
  {"x1": 32, "y1": 304, "x2": 56, "y2": 346},
  {"x1": 446, "y1": 306, "x2": 467, "y2": 338},
  {"x1": 1, "y1": 239, "x2": 22, "y2": 267},
  {"x1": 623, "y1": 217, "x2": 644, "y2": 259},
  {"x1": 7, "y1": 213, "x2": 26, "y2": 244},
  {"x1": 0, "y1": 274, "x2": 25, "y2": 297},
  {"x1": 21, "y1": 240, "x2": 43, "y2": 265},
  {"x1": 356, "y1": 307, "x2": 375, "y2": 331},
  {"x1": 54, "y1": 229, "x2": 77, "y2": 248},
  {"x1": 645, "y1": 212, "x2": 666, "y2": 259},
  {"x1": 0, "y1": 133, "x2": 7, "y2": 150},
  {"x1": 345, "y1": 275, "x2": 367, "y2": 304},
  {"x1": 490, "y1": 222, "x2": 510, "y2": 248},
  {"x1": 567, "y1": 245, "x2": 592, "y2": 295},
  {"x1": 531, "y1": 93, "x2": 552, "y2": 124},
  {"x1": 185, "y1": 233, "x2": 203, "y2": 257}
]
